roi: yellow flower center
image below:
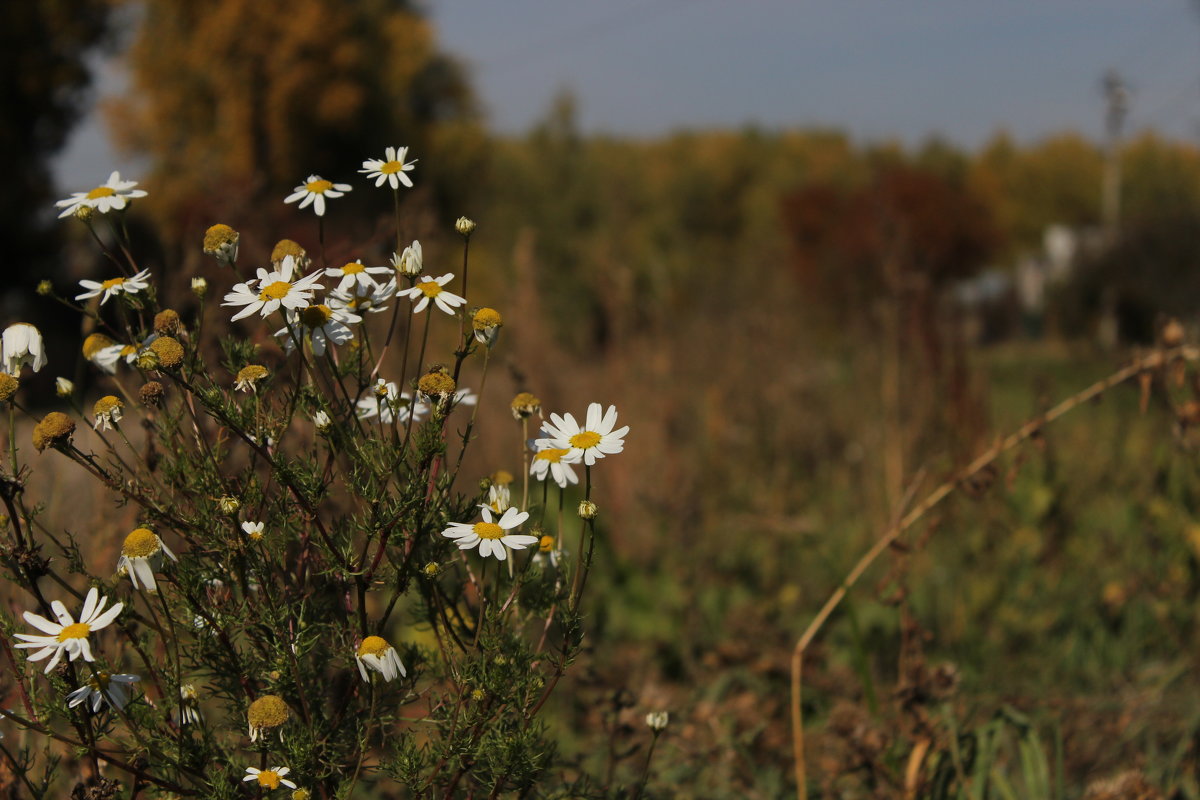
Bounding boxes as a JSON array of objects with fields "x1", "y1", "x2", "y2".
[
  {"x1": 306, "y1": 179, "x2": 333, "y2": 194},
  {"x1": 569, "y1": 431, "x2": 601, "y2": 449},
  {"x1": 248, "y1": 695, "x2": 289, "y2": 728},
  {"x1": 379, "y1": 160, "x2": 405, "y2": 174},
  {"x1": 82, "y1": 333, "x2": 114, "y2": 359},
  {"x1": 86, "y1": 186, "x2": 116, "y2": 199},
  {"x1": 535, "y1": 448, "x2": 570, "y2": 464},
  {"x1": 120, "y1": 345, "x2": 137, "y2": 357},
  {"x1": 473, "y1": 522, "x2": 505, "y2": 540},
  {"x1": 299, "y1": 304, "x2": 333, "y2": 328},
  {"x1": 341, "y1": 261, "x2": 365, "y2": 274},
  {"x1": 94, "y1": 395, "x2": 122, "y2": 416},
  {"x1": 357, "y1": 635, "x2": 391, "y2": 657},
  {"x1": 539, "y1": 535, "x2": 555, "y2": 552},
  {"x1": 259, "y1": 281, "x2": 292, "y2": 301},
  {"x1": 100, "y1": 278, "x2": 125, "y2": 291},
  {"x1": 236, "y1": 365, "x2": 269, "y2": 384},
  {"x1": 416, "y1": 281, "x2": 442, "y2": 298},
  {"x1": 122, "y1": 527, "x2": 160, "y2": 557},
  {"x1": 257, "y1": 771, "x2": 282, "y2": 790},
  {"x1": 89, "y1": 671, "x2": 111, "y2": 690},
  {"x1": 57, "y1": 622, "x2": 91, "y2": 642}
]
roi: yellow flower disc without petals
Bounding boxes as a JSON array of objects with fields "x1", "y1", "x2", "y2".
[
  {"x1": 306, "y1": 179, "x2": 333, "y2": 194},
  {"x1": 150, "y1": 337, "x2": 185, "y2": 369},
  {"x1": 257, "y1": 771, "x2": 282, "y2": 790},
  {"x1": 93, "y1": 395, "x2": 123, "y2": 417},
  {"x1": 416, "y1": 281, "x2": 442, "y2": 298},
  {"x1": 472, "y1": 308, "x2": 502, "y2": 330},
  {"x1": 418, "y1": 372, "x2": 456, "y2": 397},
  {"x1": 0, "y1": 374, "x2": 18, "y2": 402},
  {"x1": 341, "y1": 261, "x2": 365, "y2": 274},
  {"x1": 248, "y1": 695, "x2": 289, "y2": 729},
  {"x1": 32, "y1": 412, "x2": 75, "y2": 452},
  {"x1": 271, "y1": 239, "x2": 306, "y2": 263},
  {"x1": 236, "y1": 365, "x2": 268, "y2": 384},
  {"x1": 122, "y1": 527, "x2": 159, "y2": 557},
  {"x1": 203, "y1": 223, "x2": 238, "y2": 251},
  {"x1": 358, "y1": 636, "x2": 391, "y2": 657},
  {"x1": 473, "y1": 522, "x2": 505, "y2": 540}
]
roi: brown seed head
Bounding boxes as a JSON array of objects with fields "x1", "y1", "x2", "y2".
[
  {"x1": 154, "y1": 309, "x2": 182, "y2": 336},
  {"x1": 140, "y1": 381, "x2": 165, "y2": 407}
]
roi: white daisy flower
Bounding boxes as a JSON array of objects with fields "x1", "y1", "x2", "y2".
[
  {"x1": 76, "y1": 268, "x2": 151, "y2": 306},
  {"x1": 275, "y1": 304, "x2": 359, "y2": 357},
  {"x1": 243, "y1": 766, "x2": 296, "y2": 792},
  {"x1": 328, "y1": 277, "x2": 396, "y2": 317},
  {"x1": 2, "y1": 323, "x2": 47, "y2": 376},
  {"x1": 13, "y1": 588, "x2": 124, "y2": 673},
  {"x1": 324, "y1": 259, "x2": 392, "y2": 294},
  {"x1": 541, "y1": 403, "x2": 629, "y2": 467},
  {"x1": 441, "y1": 506, "x2": 536, "y2": 562},
  {"x1": 356, "y1": 379, "x2": 424, "y2": 425},
  {"x1": 532, "y1": 534, "x2": 565, "y2": 569},
  {"x1": 116, "y1": 527, "x2": 177, "y2": 592},
  {"x1": 222, "y1": 256, "x2": 323, "y2": 321},
  {"x1": 92, "y1": 395, "x2": 124, "y2": 431},
  {"x1": 242, "y1": 521, "x2": 265, "y2": 541},
  {"x1": 360, "y1": 146, "x2": 418, "y2": 190},
  {"x1": 66, "y1": 672, "x2": 140, "y2": 713},
  {"x1": 178, "y1": 684, "x2": 202, "y2": 725},
  {"x1": 486, "y1": 484, "x2": 510, "y2": 514},
  {"x1": 354, "y1": 635, "x2": 407, "y2": 682},
  {"x1": 55, "y1": 171, "x2": 147, "y2": 218},
  {"x1": 283, "y1": 174, "x2": 351, "y2": 217},
  {"x1": 391, "y1": 240, "x2": 422, "y2": 277},
  {"x1": 454, "y1": 388, "x2": 477, "y2": 408},
  {"x1": 402, "y1": 273, "x2": 466, "y2": 315},
  {"x1": 529, "y1": 442, "x2": 580, "y2": 489},
  {"x1": 312, "y1": 410, "x2": 332, "y2": 432}
]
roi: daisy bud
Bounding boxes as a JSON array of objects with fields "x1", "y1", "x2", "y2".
[
  {"x1": 74, "y1": 205, "x2": 96, "y2": 222},
  {"x1": 202, "y1": 223, "x2": 240, "y2": 267},
  {"x1": 32, "y1": 411, "x2": 75, "y2": 452},
  {"x1": 218, "y1": 496, "x2": 241, "y2": 514},
  {"x1": 150, "y1": 336, "x2": 185, "y2": 369},
  {"x1": 0, "y1": 374, "x2": 18, "y2": 403},
  {"x1": 645, "y1": 711, "x2": 669, "y2": 732},
  {"x1": 293, "y1": 790, "x2": 312, "y2": 800},
  {"x1": 55, "y1": 377, "x2": 74, "y2": 397},
  {"x1": 191, "y1": 277, "x2": 208, "y2": 297},
  {"x1": 391, "y1": 240, "x2": 422, "y2": 277},
  {"x1": 510, "y1": 392, "x2": 540, "y2": 420},
  {"x1": 455, "y1": 216, "x2": 476, "y2": 236},
  {"x1": 139, "y1": 381, "x2": 165, "y2": 407},
  {"x1": 578, "y1": 500, "x2": 598, "y2": 520},
  {"x1": 472, "y1": 307, "x2": 502, "y2": 347},
  {"x1": 312, "y1": 410, "x2": 332, "y2": 432},
  {"x1": 247, "y1": 695, "x2": 289, "y2": 743},
  {"x1": 423, "y1": 561, "x2": 440, "y2": 577},
  {"x1": 36, "y1": 280, "x2": 52, "y2": 296},
  {"x1": 154, "y1": 309, "x2": 182, "y2": 336}
]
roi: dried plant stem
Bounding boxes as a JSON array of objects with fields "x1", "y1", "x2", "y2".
[{"x1": 790, "y1": 345, "x2": 1196, "y2": 800}]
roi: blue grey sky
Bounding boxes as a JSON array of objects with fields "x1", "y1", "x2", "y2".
[{"x1": 54, "y1": 0, "x2": 1200, "y2": 185}]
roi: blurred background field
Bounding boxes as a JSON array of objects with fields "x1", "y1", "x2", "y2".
[{"x1": 11, "y1": 1, "x2": 1200, "y2": 797}]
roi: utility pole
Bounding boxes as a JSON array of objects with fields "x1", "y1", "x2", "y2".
[{"x1": 1101, "y1": 69, "x2": 1129, "y2": 237}]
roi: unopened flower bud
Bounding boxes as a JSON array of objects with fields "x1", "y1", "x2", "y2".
[
  {"x1": 55, "y1": 377, "x2": 74, "y2": 397},
  {"x1": 455, "y1": 216, "x2": 476, "y2": 236},
  {"x1": 191, "y1": 277, "x2": 208, "y2": 297},
  {"x1": 36, "y1": 280, "x2": 52, "y2": 296},
  {"x1": 218, "y1": 496, "x2": 241, "y2": 514},
  {"x1": 202, "y1": 223, "x2": 240, "y2": 266},
  {"x1": 74, "y1": 205, "x2": 95, "y2": 223},
  {"x1": 578, "y1": 500, "x2": 598, "y2": 520},
  {"x1": 645, "y1": 711, "x2": 669, "y2": 732},
  {"x1": 510, "y1": 392, "x2": 540, "y2": 420}
]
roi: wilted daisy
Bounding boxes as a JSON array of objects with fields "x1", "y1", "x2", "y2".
[
  {"x1": 2, "y1": 323, "x2": 47, "y2": 376},
  {"x1": 356, "y1": 379, "x2": 423, "y2": 425},
  {"x1": 402, "y1": 274, "x2": 466, "y2": 315},
  {"x1": 248, "y1": 695, "x2": 289, "y2": 743},
  {"x1": 241, "y1": 521, "x2": 264, "y2": 541},
  {"x1": 532, "y1": 534, "x2": 564, "y2": 568},
  {"x1": 76, "y1": 268, "x2": 151, "y2": 306},
  {"x1": 472, "y1": 308, "x2": 502, "y2": 347},
  {"x1": 14, "y1": 588, "x2": 124, "y2": 672},
  {"x1": 328, "y1": 277, "x2": 396, "y2": 317},
  {"x1": 360, "y1": 146, "x2": 417, "y2": 189},
  {"x1": 179, "y1": 684, "x2": 202, "y2": 724},
  {"x1": 441, "y1": 506, "x2": 536, "y2": 561},
  {"x1": 530, "y1": 441, "x2": 580, "y2": 488},
  {"x1": 276, "y1": 304, "x2": 358, "y2": 357},
  {"x1": 244, "y1": 767, "x2": 296, "y2": 792},
  {"x1": 66, "y1": 672, "x2": 140, "y2": 713},
  {"x1": 116, "y1": 527, "x2": 177, "y2": 592},
  {"x1": 311, "y1": 410, "x2": 332, "y2": 432},
  {"x1": 284, "y1": 174, "x2": 351, "y2": 217},
  {"x1": 202, "y1": 224, "x2": 240, "y2": 267},
  {"x1": 92, "y1": 396, "x2": 124, "y2": 431},
  {"x1": 222, "y1": 256, "x2": 323, "y2": 321},
  {"x1": 55, "y1": 377, "x2": 74, "y2": 397},
  {"x1": 325, "y1": 259, "x2": 392, "y2": 294},
  {"x1": 355, "y1": 635, "x2": 407, "y2": 682},
  {"x1": 542, "y1": 403, "x2": 629, "y2": 466},
  {"x1": 234, "y1": 365, "x2": 269, "y2": 393},
  {"x1": 55, "y1": 171, "x2": 147, "y2": 218},
  {"x1": 391, "y1": 240, "x2": 422, "y2": 277}
]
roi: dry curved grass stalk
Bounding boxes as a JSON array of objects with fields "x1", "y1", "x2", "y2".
[{"x1": 790, "y1": 345, "x2": 1198, "y2": 800}]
